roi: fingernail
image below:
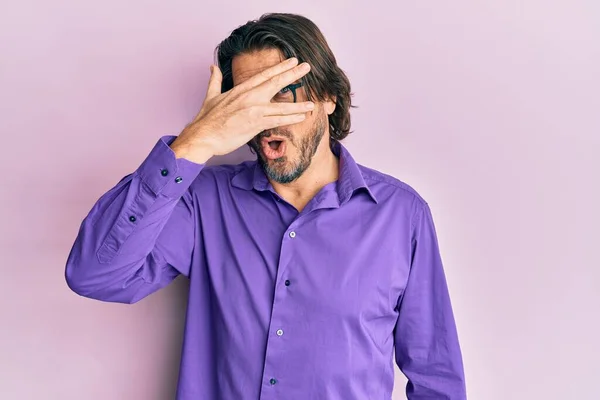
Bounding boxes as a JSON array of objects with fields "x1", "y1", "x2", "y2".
[
  {"x1": 306, "y1": 102, "x2": 315, "y2": 109},
  {"x1": 300, "y1": 63, "x2": 310, "y2": 71}
]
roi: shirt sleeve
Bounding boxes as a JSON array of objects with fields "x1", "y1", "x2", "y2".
[
  {"x1": 64, "y1": 135, "x2": 205, "y2": 304},
  {"x1": 394, "y1": 200, "x2": 467, "y2": 399}
]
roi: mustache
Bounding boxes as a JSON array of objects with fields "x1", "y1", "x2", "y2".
[{"x1": 258, "y1": 129, "x2": 293, "y2": 140}]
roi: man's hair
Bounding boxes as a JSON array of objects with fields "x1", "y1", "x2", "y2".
[{"x1": 215, "y1": 13, "x2": 354, "y2": 142}]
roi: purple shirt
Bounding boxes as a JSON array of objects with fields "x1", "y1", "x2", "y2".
[{"x1": 65, "y1": 135, "x2": 466, "y2": 399}]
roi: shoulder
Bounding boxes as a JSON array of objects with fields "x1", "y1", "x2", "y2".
[
  {"x1": 358, "y1": 163, "x2": 428, "y2": 208},
  {"x1": 189, "y1": 160, "x2": 255, "y2": 190},
  {"x1": 202, "y1": 161, "x2": 253, "y2": 178},
  {"x1": 357, "y1": 164, "x2": 438, "y2": 232}
]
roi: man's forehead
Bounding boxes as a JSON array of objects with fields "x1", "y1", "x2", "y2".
[{"x1": 231, "y1": 48, "x2": 286, "y2": 86}]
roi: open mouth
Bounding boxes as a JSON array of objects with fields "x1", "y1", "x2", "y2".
[
  {"x1": 268, "y1": 140, "x2": 283, "y2": 150},
  {"x1": 261, "y1": 137, "x2": 287, "y2": 160}
]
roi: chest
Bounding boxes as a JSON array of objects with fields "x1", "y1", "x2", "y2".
[{"x1": 196, "y1": 190, "x2": 412, "y2": 323}]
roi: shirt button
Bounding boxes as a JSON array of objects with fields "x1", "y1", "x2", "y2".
[
  {"x1": 160, "y1": 169, "x2": 169, "y2": 176},
  {"x1": 129, "y1": 216, "x2": 136, "y2": 222},
  {"x1": 276, "y1": 329, "x2": 284, "y2": 336},
  {"x1": 284, "y1": 280, "x2": 291, "y2": 286},
  {"x1": 289, "y1": 231, "x2": 296, "y2": 238},
  {"x1": 269, "y1": 378, "x2": 277, "y2": 385},
  {"x1": 175, "y1": 176, "x2": 183, "y2": 183}
]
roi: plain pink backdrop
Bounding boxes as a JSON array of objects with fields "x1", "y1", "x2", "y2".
[{"x1": 1, "y1": 1, "x2": 599, "y2": 399}]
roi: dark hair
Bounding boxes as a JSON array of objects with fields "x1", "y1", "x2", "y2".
[{"x1": 214, "y1": 13, "x2": 355, "y2": 142}]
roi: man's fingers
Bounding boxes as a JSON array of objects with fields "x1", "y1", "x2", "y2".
[
  {"x1": 236, "y1": 57, "x2": 299, "y2": 92},
  {"x1": 262, "y1": 62, "x2": 311, "y2": 97},
  {"x1": 260, "y1": 113, "x2": 307, "y2": 130},
  {"x1": 261, "y1": 101, "x2": 314, "y2": 116},
  {"x1": 205, "y1": 65, "x2": 223, "y2": 100}
]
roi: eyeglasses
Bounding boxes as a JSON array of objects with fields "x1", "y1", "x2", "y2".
[{"x1": 273, "y1": 82, "x2": 304, "y2": 103}]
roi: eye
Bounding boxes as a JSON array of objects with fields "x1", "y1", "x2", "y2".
[{"x1": 278, "y1": 86, "x2": 291, "y2": 94}]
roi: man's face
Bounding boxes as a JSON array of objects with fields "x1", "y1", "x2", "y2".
[{"x1": 232, "y1": 48, "x2": 330, "y2": 184}]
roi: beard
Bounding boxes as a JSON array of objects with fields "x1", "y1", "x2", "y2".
[{"x1": 249, "y1": 110, "x2": 326, "y2": 184}]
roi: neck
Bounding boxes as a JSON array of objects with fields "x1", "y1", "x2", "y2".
[{"x1": 271, "y1": 139, "x2": 339, "y2": 212}]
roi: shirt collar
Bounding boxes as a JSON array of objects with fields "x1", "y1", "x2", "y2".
[{"x1": 231, "y1": 141, "x2": 378, "y2": 205}]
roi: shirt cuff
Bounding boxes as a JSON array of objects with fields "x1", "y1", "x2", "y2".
[{"x1": 138, "y1": 135, "x2": 205, "y2": 198}]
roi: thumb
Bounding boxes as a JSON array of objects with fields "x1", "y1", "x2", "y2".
[{"x1": 205, "y1": 64, "x2": 223, "y2": 100}]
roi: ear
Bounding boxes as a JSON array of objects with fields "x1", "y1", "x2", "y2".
[{"x1": 324, "y1": 95, "x2": 337, "y2": 115}]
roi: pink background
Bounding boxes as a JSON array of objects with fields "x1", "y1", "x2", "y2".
[{"x1": 1, "y1": 1, "x2": 599, "y2": 399}]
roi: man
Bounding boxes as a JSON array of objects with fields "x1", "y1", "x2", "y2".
[{"x1": 65, "y1": 12, "x2": 466, "y2": 400}]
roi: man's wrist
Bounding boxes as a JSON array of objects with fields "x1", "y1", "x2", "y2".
[{"x1": 170, "y1": 133, "x2": 214, "y2": 164}]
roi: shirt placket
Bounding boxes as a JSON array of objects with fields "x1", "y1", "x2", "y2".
[
  {"x1": 258, "y1": 215, "x2": 305, "y2": 399},
  {"x1": 258, "y1": 190, "x2": 340, "y2": 399}
]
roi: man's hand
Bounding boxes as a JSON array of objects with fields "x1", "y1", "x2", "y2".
[{"x1": 170, "y1": 57, "x2": 314, "y2": 164}]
